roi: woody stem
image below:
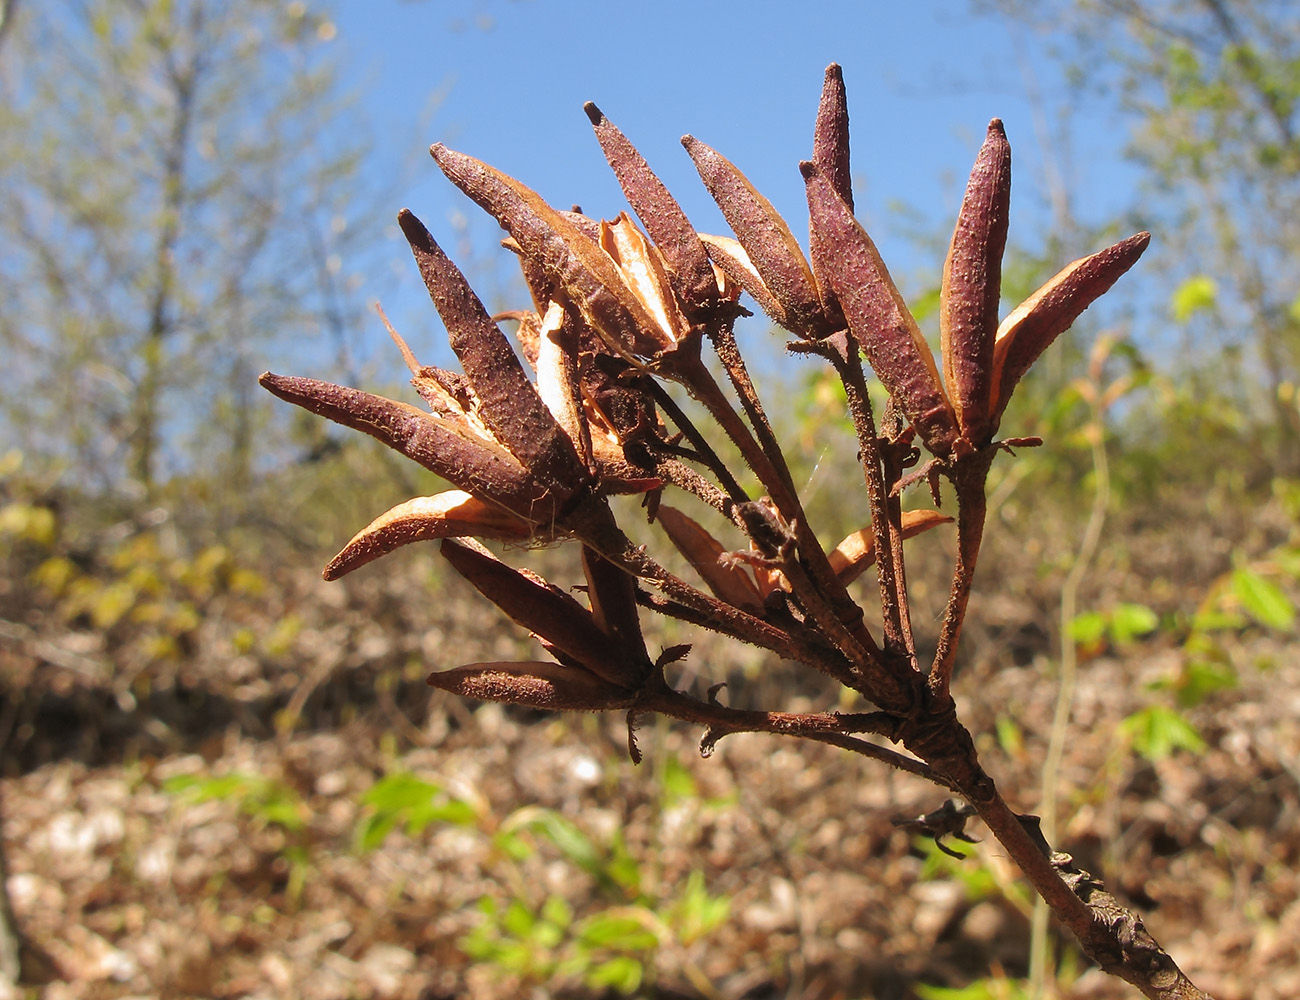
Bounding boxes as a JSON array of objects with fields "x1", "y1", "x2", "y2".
[{"x1": 929, "y1": 452, "x2": 992, "y2": 697}]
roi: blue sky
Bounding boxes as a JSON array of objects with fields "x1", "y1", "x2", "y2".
[{"x1": 328, "y1": 0, "x2": 1142, "y2": 369}]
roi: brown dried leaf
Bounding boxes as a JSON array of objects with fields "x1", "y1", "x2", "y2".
[
  {"x1": 683, "y1": 135, "x2": 826, "y2": 336},
  {"x1": 584, "y1": 102, "x2": 718, "y2": 309},
  {"x1": 829, "y1": 509, "x2": 955, "y2": 586},
  {"x1": 801, "y1": 163, "x2": 959, "y2": 457},
  {"x1": 990, "y1": 232, "x2": 1151, "y2": 428},
  {"x1": 323, "y1": 491, "x2": 534, "y2": 581},
  {"x1": 427, "y1": 661, "x2": 635, "y2": 711},
  {"x1": 941, "y1": 120, "x2": 1011, "y2": 444}
]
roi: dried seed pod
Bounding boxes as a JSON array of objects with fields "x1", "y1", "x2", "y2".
[
  {"x1": 440, "y1": 539, "x2": 646, "y2": 689},
  {"x1": 808, "y1": 63, "x2": 853, "y2": 328},
  {"x1": 494, "y1": 309, "x2": 543, "y2": 369},
  {"x1": 324, "y1": 491, "x2": 533, "y2": 581},
  {"x1": 398, "y1": 209, "x2": 583, "y2": 490},
  {"x1": 584, "y1": 102, "x2": 718, "y2": 310},
  {"x1": 532, "y1": 301, "x2": 593, "y2": 470},
  {"x1": 801, "y1": 162, "x2": 960, "y2": 457},
  {"x1": 990, "y1": 232, "x2": 1151, "y2": 428},
  {"x1": 599, "y1": 212, "x2": 690, "y2": 351},
  {"x1": 656, "y1": 505, "x2": 766, "y2": 612},
  {"x1": 683, "y1": 135, "x2": 827, "y2": 337},
  {"x1": 697, "y1": 233, "x2": 787, "y2": 325},
  {"x1": 828, "y1": 509, "x2": 955, "y2": 586},
  {"x1": 431, "y1": 143, "x2": 665, "y2": 358},
  {"x1": 427, "y1": 661, "x2": 635, "y2": 711},
  {"x1": 258, "y1": 374, "x2": 557, "y2": 519},
  {"x1": 941, "y1": 120, "x2": 1011, "y2": 445},
  {"x1": 580, "y1": 545, "x2": 646, "y2": 655},
  {"x1": 812, "y1": 63, "x2": 853, "y2": 212}
]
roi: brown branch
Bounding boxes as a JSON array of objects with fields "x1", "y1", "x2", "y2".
[
  {"x1": 827, "y1": 339, "x2": 915, "y2": 661},
  {"x1": 929, "y1": 451, "x2": 993, "y2": 696}
]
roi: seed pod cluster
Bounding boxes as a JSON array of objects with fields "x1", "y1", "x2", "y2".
[{"x1": 261, "y1": 63, "x2": 1147, "y2": 723}]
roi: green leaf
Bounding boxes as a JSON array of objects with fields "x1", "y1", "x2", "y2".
[
  {"x1": 354, "y1": 773, "x2": 476, "y2": 851},
  {"x1": 360, "y1": 772, "x2": 442, "y2": 810},
  {"x1": 519, "y1": 810, "x2": 603, "y2": 876},
  {"x1": 354, "y1": 812, "x2": 400, "y2": 854},
  {"x1": 1121, "y1": 705, "x2": 1207, "y2": 761},
  {"x1": 908, "y1": 284, "x2": 942, "y2": 322},
  {"x1": 1108, "y1": 602, "x2": 1159, "y2": 643},
  {"x1": 1231, "y1": 567, "x2": 1295, "y2": 630},
  {"x1": 1191, "y1": 606, "x2": 1246, "y2": 632},
  {"x1": 1177, "y1": 661, "x2": 1238, "y2": 707},
  {"x1": 493, "y1": 830, "x2": 533, "y2": 861},
  {"x1": 1170, "y1": 275, "x2": 1217, "y2": 323},
  {"x1": 916, "y1": 978, "x2": 1031, "y2": 1000},
  {"x1": 1274, "y1": 545, "x2": 1300, "y2": 580},
  {"x1": 540, "y1": 894, "x2": 573, "y2": 931},
  {"x1": 1068, "y1": 610, "x2": 1107, "y2": 646},
  {"x1": 576, "y1": 913, "x2": 659, "y2": 951},
  {"x1": 501, "y1": 899, "x2": 537, "y2": 939},
  {"x1": 994, "y1": 716, "x2": 1024, "y2": 757},
  {"x1": 665, "y1": 870, "x2": 730, "y2": 944},
  {"x1": 660, "y1": 753, "x2": 697, "y2": 806},
  {"x1": 584, "y1": 956, "x2": 644, "y2": 994}
]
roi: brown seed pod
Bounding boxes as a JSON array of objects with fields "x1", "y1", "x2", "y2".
[
  {"x1": 801, "y1": 162, "x2": 959, "y2": 457},
  {"x1": 427, "y1": 661, "x2": 635, "y2": 711},
  {"x1": 398, "y1": 209, "x2": 583, "y2": 490},
  {"x1": 656, "y1": 505, "x2": 766, "y2": 613},
  {"x1": 323, "y1": 491, "x2": 534, "y2": 581},
  {"x1": 431, "y1": 143, "x2": 666, "y2": 359},
  {"x1": 941, "y1": 120, "x2": 1011, "y2": 445},
  {"x1": 440, "y1": 539, "x2": 645, "y2": 689},
  {"x1": 258, "y1": 373, "x2": 556, "y2": 519},
  {"x1": 683, "y1": 135, "x2": 827, "y2": 337},
  {"x1": 828, "y1": 509, "x2": 955, "y2": 586},
  {"x1": 584, "y1": 102, "x2": 718, "y2": 310},
  {"x1": 990, "y1": 231, "x2": 1151, "y2": 428}
]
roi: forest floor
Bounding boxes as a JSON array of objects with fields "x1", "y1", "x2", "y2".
[{"x1": 3, "y1": 526, "x2": 1299, "y2": 1000}]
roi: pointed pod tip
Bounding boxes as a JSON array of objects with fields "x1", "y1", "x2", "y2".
[
  {"x1": 988, "y1": 118, "x2": 1005, "y2": 133},
  {"x1": 428, "y1": 143, "x2": 453, "y2": 168},
  {"x1": 680, "y1": 134, "x2": 697, "y2": 150},
  {"x1": 396, "y1": 208, "x2": 427, "y2": 242},
  {"x1": 825, "y1": 62, "x2": 843, "y2": 78},
  {"x1": 583, "y1": 101, "x2": 603, "y2": 125}
]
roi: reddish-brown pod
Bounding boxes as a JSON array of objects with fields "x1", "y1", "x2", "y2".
[
  {"x1": 941, "y1": 120, "x2": 1011, "y2": 445},
  {"x1": 990, "y1": 231, "x2": 1151, "y2": 428}
]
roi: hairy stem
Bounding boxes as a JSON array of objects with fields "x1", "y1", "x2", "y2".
[
  {"x1": 929, "y1": 451, "x2": 994, "y2": 696},
  {"x1": 832, "y1": 342, "x2": 915, "y2": 661}
]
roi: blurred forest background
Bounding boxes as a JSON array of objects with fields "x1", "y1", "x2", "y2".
[{"x1": 1, "y1": 1, "x2": 1298, "y2": 998}]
